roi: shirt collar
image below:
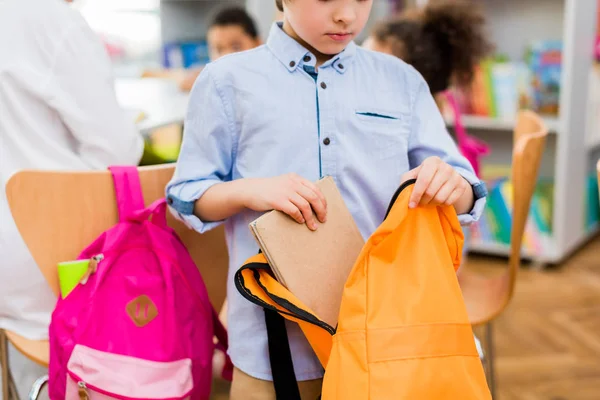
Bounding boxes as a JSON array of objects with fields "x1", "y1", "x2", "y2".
[{"x1": 266, "y1": 22, "x2": 355, "y2": 74}]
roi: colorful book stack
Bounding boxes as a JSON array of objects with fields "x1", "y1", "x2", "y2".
[
  {"x1": 445, "y1": 40, "x2": 563, "y2": 120},
  {"x1": 469, "y1": 177, "x2": 554, "y2": 255},
  {"x1": 163, "y1": 40, "x2": 210, "y2": 69},
  {"x1": 469, "y1": 167, "x2": 600, "y2": 256}
]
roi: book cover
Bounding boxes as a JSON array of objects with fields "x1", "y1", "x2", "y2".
[
  {"x1": 529, "y1": 40, "x2": 562, "y2": 116},
  {"x1": 248, "y1": 176, "x2": 365, "y2": 327}
]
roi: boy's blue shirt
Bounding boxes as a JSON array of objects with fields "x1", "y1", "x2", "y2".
[{"x1": 166, "y1": 22, "x2": 487, "y2": 380}]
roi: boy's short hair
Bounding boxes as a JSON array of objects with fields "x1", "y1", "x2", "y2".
[
  {"x1": 210, "y1": 7, "x2": 259, "y2": 39},
  {"x1": 275, "y1": 0, "x2": 283, "y2": 12}
]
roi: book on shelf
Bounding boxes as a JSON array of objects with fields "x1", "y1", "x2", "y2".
[
  {"x1": 469, "y1": 166, "x2": 600, "y2": 256},
  {"x1": 443, "y1": 41, "x2": 563, "y2": 124}
]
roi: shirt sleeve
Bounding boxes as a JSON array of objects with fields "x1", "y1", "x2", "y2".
[
  {"x1": 165, "y1": 64, "x2": 236, "y2": 233},
  {"x1": 44, "y1": 18, "x2": 144, "y2": 168},
  {"x1": 407, "y1": 77, "x2": 487, "y2": 225}
]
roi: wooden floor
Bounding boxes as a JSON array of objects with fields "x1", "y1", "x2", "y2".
[
  {"x1": 473, "y1": 235, "x2": 600, "y2": 400},
  {"x1": 211, "y1": 235, "x2": 600, "y2": 399}
]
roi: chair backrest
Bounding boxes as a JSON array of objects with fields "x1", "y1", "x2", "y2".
[
  {"x1": 507, "y1": 110, "x2": 548, "y2": 296},
  {"x1": 5, "y1": 165, "x2": 228, "y2": 310}
]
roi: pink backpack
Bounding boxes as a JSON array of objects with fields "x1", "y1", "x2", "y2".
[
  {"x1": 444, "y1": 91, "x2": 490, "y2": 177},
  {"x1": 48, "y1": 166, "x2": 231, "y2": 399}
]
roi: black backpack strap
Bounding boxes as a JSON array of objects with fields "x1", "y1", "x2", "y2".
[
  {"x1": 384, "y1": 179, "x2": 417, "y2": 219},
  {"x1": 264, "y1": 309, "x2": 302, "y2": 400}
]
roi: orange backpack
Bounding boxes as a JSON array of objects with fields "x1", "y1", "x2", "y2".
[{"x1": 236, "y1": 180, "x2": 491, "y2": 399}]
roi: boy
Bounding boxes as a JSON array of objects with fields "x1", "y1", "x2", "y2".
[
  {"x1": 167, "y1": 0, "x2": 487, "y2": 398},
  {"x1": 179, "y1": 7, "x2": 262, "y2": 91}
]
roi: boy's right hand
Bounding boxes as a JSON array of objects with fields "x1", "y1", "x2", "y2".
[{"x1": 241, "y1": 174, "x2": 327, "y2": 231}]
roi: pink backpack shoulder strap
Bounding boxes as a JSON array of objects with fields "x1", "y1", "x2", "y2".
[
  {"x1": 443, "y1": 91, "x2": 491, "y2": 177},
  {"x1": 444, "y1": 91, "x2": 468, "y2": 143},
  {"x1": 109, "y1": 166, "x2": 145, "y2": 222}
]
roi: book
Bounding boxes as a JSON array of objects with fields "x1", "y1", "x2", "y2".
[
  {"x1": 528, "y1": 40, "x2": 562, "y2": 116},
  {"x1": 248, "y1": 176, "x2": 365, "y2": 327}
]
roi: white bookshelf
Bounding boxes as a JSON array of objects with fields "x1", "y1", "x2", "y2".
[
  {"x1": 586, "y1": 65, "x2": 600, "y2": 150},
  {"x1": 446, "y1": 115, "x2": 560, "y2": 134},
  {"x1": 159, "y1": 0, "x2": 245, "y2": 47},
  {"x1": 441, "y1": 0, "x2": 599, "y2": 264}
]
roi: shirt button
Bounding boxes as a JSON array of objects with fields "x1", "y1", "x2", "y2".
[
  {"x1": 320, "y1": 82, "x2": 327, "y2": 89},
  {"x1": 323, "y1": 137, "x2": 331, "y2": 145},
  {"x1": 289, "y1": 61, "x2": 296, "y2": 67},
  {"x1": 167, "y1": 197, "x2": 174, "y2": 205},
  {"x1": 338, "y1": 64, "x2": 344, "y2": 69},
  {"x1": 303, "y1": 55, "x2": 311, "y2": 62}
]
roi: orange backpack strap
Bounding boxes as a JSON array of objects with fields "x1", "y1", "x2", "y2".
[
  {"x1": 235, "y1": 254, "x2": 333, "y2": 399},
  {"x1": 234, "y1": 254, "x2": 334, "y2": 367}
]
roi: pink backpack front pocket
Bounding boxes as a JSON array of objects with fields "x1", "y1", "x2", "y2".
[{"x1": 66, "y1": 345, "x2": 193, "y2": 400}]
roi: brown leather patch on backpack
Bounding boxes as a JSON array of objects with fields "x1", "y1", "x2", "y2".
[{"x1": 126, "y1": 295, "x2": 158, "y2": 327}]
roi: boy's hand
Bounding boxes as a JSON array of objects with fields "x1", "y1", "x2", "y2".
[
  {"x1": 401, "y1": 157, "x2": 473, "y2": 213},
  {"x1": 241, "y1": 174, "x2": 327, "y2": 231}
]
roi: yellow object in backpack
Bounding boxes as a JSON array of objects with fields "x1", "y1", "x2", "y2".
[{"x1": 236, "y1": 180, "x2": 491, "y2": 399}]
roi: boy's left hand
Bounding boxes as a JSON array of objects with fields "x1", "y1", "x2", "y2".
[{"x1": 401, "y1": 156, "x2": 473, "y2": 213}]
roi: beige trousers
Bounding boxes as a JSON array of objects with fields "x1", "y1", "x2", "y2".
[{"x1": 229, "y1": 367, "x2": 323, "y2": 400}]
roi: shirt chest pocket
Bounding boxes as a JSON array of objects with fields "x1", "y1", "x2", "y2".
[{"x1": 353, "y1": 107, "x2": 410, "y2": 160}]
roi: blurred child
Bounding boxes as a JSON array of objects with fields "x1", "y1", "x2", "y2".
[
  {"x1": 364, "y1": 0, "x2": 492, "y2": 98},
  {"x1": 364, "y1": 0, "x2": 493, "y2": 178},
  {"x1": 167, "y1": 0, "x2": 487, "y2": 398},
  {"x1": 179, "y1": 7, "x2": 262, "y2": 91}
]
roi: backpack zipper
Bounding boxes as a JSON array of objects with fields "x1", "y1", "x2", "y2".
[
  {"x1": 81, "y1": 246, "x2": 209, "y2": 313},
  {"x1": 80, "y1": 254, "x2": 104, "y2": 285},
  {"x1": 71, "y1": 371, "x2": 192, "y2": 400},
  {"x1": 78, "y1": 381, "x2": 90, "y2": 400}
]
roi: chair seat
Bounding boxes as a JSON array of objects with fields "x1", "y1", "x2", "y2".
[
  {"x1": 458, "y1": 270, "x2": 511, "y2": 326},
  {"x1": 5, "y1": 330, "x2": 49, "y2": 367}
]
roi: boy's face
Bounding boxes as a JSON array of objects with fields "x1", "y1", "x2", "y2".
[
  {"x1": 283, "y1": 0, "x2": 373, "y2": 57},
  {"x1": 207, "y1": 25, "x2": 260, "y2": 61}
]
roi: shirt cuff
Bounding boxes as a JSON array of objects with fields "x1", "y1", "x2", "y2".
[
  {"x1": 453, "y1": 166, "x2": 488, "y2": 226},
  {"x1": 165, "y1": 178, "x2": 223, "y2": 233}
]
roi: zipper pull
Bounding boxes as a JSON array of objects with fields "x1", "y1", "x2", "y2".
[
  {"x1": 78, "y1": 381, "x2": 90, "y2": 400},
  {"x1": 80, "y1": 254, "x2": 104, "y2": 285}
]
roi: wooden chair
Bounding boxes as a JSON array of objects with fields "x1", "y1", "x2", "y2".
[
  {"x1": 458, "y1": 110, "x2": 548, "y2": 398},
  {"x1": 2, "y1": 164, "x2": 228, "y2": 399}
]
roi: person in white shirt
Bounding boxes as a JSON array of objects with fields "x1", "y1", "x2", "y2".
[{"x1": 0, "y1": 0, "x2": 143, "y2": 382}]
